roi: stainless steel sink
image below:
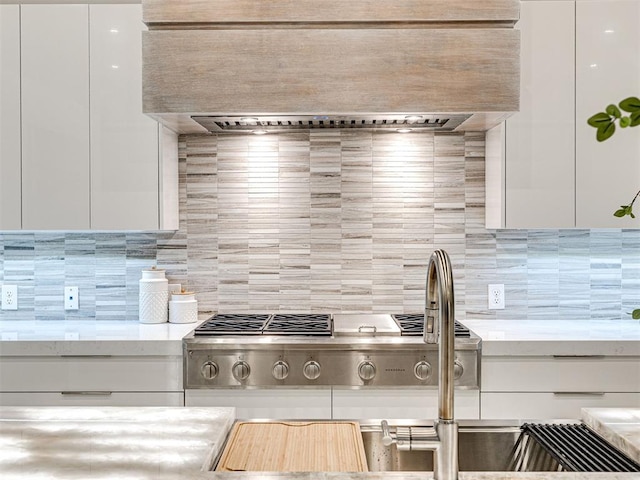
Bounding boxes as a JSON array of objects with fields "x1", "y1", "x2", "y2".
[{"x1": 360, "y1": 421, "x2": 534, "y2": 472}]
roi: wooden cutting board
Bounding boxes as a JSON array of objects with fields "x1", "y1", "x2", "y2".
[{"x1": 215, "y1": 421, "x2": 368, "y2": 472}]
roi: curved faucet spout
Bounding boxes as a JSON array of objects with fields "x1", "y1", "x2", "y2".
[{"x1": 424, "y1": 249, "x2": 458, "y2": 479}]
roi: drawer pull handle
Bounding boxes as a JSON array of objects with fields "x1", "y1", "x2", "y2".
[
  {"x1": 553, "y1": 392, "x2": 605, "y2": 396},
  {"x1": 60, "y1": 355, "x2": 112, "y2": 358},
  {"x1": 61, "y1": 391, "x2": 113, "y2": 396},
  {"x1": 552, "y1": 355, "x2": 605, "y2": 359}
]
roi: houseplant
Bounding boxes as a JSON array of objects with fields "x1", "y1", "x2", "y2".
[{"x1": 588, "y1": 96, "x2": 640, "y2": 318}]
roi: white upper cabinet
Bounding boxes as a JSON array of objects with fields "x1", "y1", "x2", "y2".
[
  {"x1": 90, "y1": 4, "x2": 163, "y2": 230},
  {"x1": 21, "y1": 5, "x2": 91, "y2": 229},
  {"x1": 505, "y1": 0, "x2": 576, "y2": 229},
  {"x1": 1, "y1": 4, "x2": 178, "y2": 231},
  {"x1": 0, "y1": 5, "x2": 22, "y2": 230},
  {"x1": 487, "y1": 0, "x2": 640, "y2": 229},
  {"x1": 486, "y1": 0, "x2": 575, "y2": 229},
  {"x1": 575, "y1": 0, "x2": 640, "y2": 228}
]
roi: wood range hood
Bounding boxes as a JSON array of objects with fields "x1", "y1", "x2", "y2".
[{"x1": 141, "y1": 0, "x2": 521, "y2": 134}]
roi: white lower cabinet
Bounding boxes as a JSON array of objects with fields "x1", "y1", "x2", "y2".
[
  {"x1": 185, "y1": 389, "x2": 332, "y2": 419},
  {"x1": 0, "y1": 392, "x2": 183, "y2": 407},
  {"x1": 0, "y1": 355, "x2": 184, "y2": 406},
  {"x1": 332, "y1": 388, "x2": 480, "y2": 420},
  {"x1": 482, "y1": 392, "x2": 640, "y2": 420},
  {"x1": 185, "y1": 388, "x2": 479, "y2": 420},
  {"x1": 480, "y1": 355, "x2": 640, "y2": 419}
]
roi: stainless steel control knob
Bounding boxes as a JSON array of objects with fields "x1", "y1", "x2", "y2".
[
  {"x1": 272, "y1": 360, "x2": 290, "y2": 380},
  {"x1": 201, "y1": 361, "x2": 219, "y2": 380},
  {"x1": 232, "y1": 361, "x2": 251, "y2": 381},
  {"x1": 414, "y1": 361, "x2": 432, "y2": 381},
  {"x1": 358, "y1": 361, "x2": 376, "y2": 381},
  {"x1": 454, "y1": 361, "x2": 464, "y2": 380},
  {"x1": 303, "y1": 360, "x2": 321, "y2": 380}
]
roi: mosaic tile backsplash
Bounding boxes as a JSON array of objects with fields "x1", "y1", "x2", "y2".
[{"x1": 1, "y1": 131, "x2": 639, "y2": 321}]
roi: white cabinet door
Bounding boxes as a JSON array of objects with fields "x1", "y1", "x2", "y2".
[
  {"x1": 21, "y1": 5, "x2": 90, "y2": 229},
  {"x1": 89, "y1": 4, "x2": 162, "y2": 230},
  {"x1": 0, "y1": 392, "x2": 184, "y2": 407},
  {"x1": 486, "y1": 1, "x2": 575, "y2": 228},
  {"x1": 185, "y1": 389, "x2": 333, "y2": 419},
  {"x1": 332, "y1": 389, "x2": 480, "y2": 420},
  {"x1": 576, "y1": 0, "x2": 640, "y2": 228},
  {"x1": 0, "y1": 5, "x2": 21, "y2": 230},
  {"x1": 482, "y1": 392, "x2": 640, "y2": 420},
  {"x1": 504, "y1": 0, "x2": 575, "y2": 228}
]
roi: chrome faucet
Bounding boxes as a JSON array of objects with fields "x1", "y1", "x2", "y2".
[
  {"x1": 380, "y1": 249, "x2": 458, "y2": 479},
  {"x1": 424, "y1": 248, "x2": 458, "y2": 480}
]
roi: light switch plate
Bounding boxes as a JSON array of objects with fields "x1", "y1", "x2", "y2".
[{"x1": 65, "y1": 286, "x2": 79, "y2": 310}]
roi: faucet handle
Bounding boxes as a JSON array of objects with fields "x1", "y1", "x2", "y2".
[{"x1": 381, "y1": 420, "x2": 394, "y2": 446}]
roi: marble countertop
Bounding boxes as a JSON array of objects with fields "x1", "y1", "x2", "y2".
[
  {"x1": 463, "y1": 320, "x2": 640, "y2": 356},
  {"x1": 0, "y1": 320, "x2": 199, "y2": 356},
  {"x1": 1, "y1": 406, "x2": 638, "y2": 480},
  {"x1": 582, "y1": 408, "x2": 640, "y2": 464},
  {"x1": 0, "y1": 319, "x2": 637, "y2": 357}
]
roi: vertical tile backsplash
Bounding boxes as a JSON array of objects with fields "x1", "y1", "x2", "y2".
[{"x1": 1, "y1": 131, "x2": 639, "y2": 321}]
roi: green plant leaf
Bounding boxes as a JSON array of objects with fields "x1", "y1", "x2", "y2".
[
  {"x1": 606, "y1": 104, "x2": 622, "y2": 118},
  {"x1": 587, "y1": 112, "x2": 611, "y2": 127},
  {"x1": 614, "y1": 208, "x2": 627, "y2": 217},
  {"x1": 596, "y1": 121, "x2": 615, "y2": 141},
  {"x1": 620, "y1": 116, "x2": 631, "y2": 128},
  {"x1": 632, "y1": 309, "x2": 640, "y2": 320},
  {"x1": 630, "y1": 110, "x2": 640, "y2": 127},
  {"x1": 619, "y1": 96, "x2": 640, "y2": 113}
]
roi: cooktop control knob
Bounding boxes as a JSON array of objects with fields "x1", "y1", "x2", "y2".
[
  {"x1": 232, "y1": 361, "x2": 251, "y2": 381},
  {"x1": 303, "y1": 360, "x2": 321, "y2": 380},
  {"x1": 358, "y1": 361, "x2": 376, "y2": 381},
  {"x1": 414, "y1": 361, "x2": 432, "y2": 381},
  {"x1": 272, "y1": 361, "x2": 290, "y2": 380},
  {"x1": 201, "y1": 361, "x2": 219, "y2": 380},
  {"x1": 454, "y1": 361, "x2": 464, "y2": 380}
]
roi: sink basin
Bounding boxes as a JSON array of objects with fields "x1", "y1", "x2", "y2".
[{"x1": 361, "y1": 420, "x2": 536, "y2": 472}]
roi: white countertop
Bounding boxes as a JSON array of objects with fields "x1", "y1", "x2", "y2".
[
  {"x1": 0, "y1": 320, "x2": 199, "y2": 356},
  {"x1": 582, "y1": 408, "x2": 640, "y2": 464},
  {"x1": 0, "y1": 406, "x2": 638, "y2": 479},
  {"x1": 0, "y1": 319, "x2": 638, "y2": 357},
  {"x1": 463, "y1": 320, "x2": 640, "y2": 356}
]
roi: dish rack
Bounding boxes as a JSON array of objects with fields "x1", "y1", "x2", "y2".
[{"x1": 510, "y1": 422, "x2": 640, "y2": 472}]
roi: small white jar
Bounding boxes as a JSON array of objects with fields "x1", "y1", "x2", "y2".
[
  {"x1": 139, "y1": 267, "x2": 169, "y2": 324},
  {"x1": 169, "y1": 291, "x2": 198, "y2": 324}
]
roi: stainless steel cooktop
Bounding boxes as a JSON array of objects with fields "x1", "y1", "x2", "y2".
[{"x1": 183, "y1": 313, "x2": 481, "y2": 389}]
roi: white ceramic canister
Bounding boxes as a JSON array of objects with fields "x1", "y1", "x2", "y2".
[
  {"x1": 139, "y1": 267, "x2": 169, "y2": 324},
  {"x1": 169, "y1": 291, "x2": 198, "y2": 324}
]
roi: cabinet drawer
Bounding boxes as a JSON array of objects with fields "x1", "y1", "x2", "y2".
[
  {"x1": 482, "y1": 356, "x2": 640, "y2": 393},
  {"x1": 481, "y1": 392, "x2": 640, "y2": 420},
  {"x1": 185, "y1": 388, "x2": 332, "y2": 419},
  {"x1": 0, "y1": 391, "x2": 184, "y2": 407},
  {"x1": 0, "y1": 356, "x2": 182, "y2": 392},
  {"x1": 332, "y1": 388, "x2": 480, "y2": 420}
]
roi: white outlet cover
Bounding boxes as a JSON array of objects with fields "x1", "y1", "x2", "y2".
[
  {"x1": 488, "y1": 284, "x2": 505, "y2": 310},
  {"x1": 1, "y1": 285, "x2": 18, "y2": 310},
  {"x1": 65, "y1": 286, "x2": 79, "y2": 310}
]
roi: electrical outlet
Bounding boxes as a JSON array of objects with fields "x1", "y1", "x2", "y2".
[
  {"x1": 488, "y1": 284, "x2": 505, "y2": 310},
  {"x1": 1, "y1": 285, "x2": 18, "y2": 310},
  {"x1": 65, "y1": 286, "x2": 79, "y2": 310}
]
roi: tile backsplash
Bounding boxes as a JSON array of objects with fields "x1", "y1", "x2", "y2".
[{"x1": 1, "y1": 131, "x2": 638, "y2": 321}]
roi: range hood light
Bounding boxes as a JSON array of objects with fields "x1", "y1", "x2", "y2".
[
  {"x1": 252, "y1": 129, "x2": 268, "y2": 135},
  {"x1": 241, "y1": 117, "x2": 259, "y2": 122},
  {"x1": 396, "y1": 128, "x2": 413, "y2": 133},
  {"x1": 404, "y1": 115, "x2": 424, "y2": 122}
]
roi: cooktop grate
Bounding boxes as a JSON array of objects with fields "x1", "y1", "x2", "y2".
[
  {"x1": 263, "y1": 313, "x2": 332, "y2": 336},
  {"x1": 195, "y1": 313, "x2": 332, "y2": 336},
  {"x1": 194, "y1": 314, "x2": 270, "y2": 336},
  {"x1": 391, "y1": 314, "x2": 471, "y2": 337}
]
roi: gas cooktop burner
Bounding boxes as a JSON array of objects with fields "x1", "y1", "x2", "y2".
[
  {"x1": 391, "y1": 314, "x2": 471, "y2": 337},
  {"x1": 195, "y1": 313, "x2": 332, "y2": 337}
]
